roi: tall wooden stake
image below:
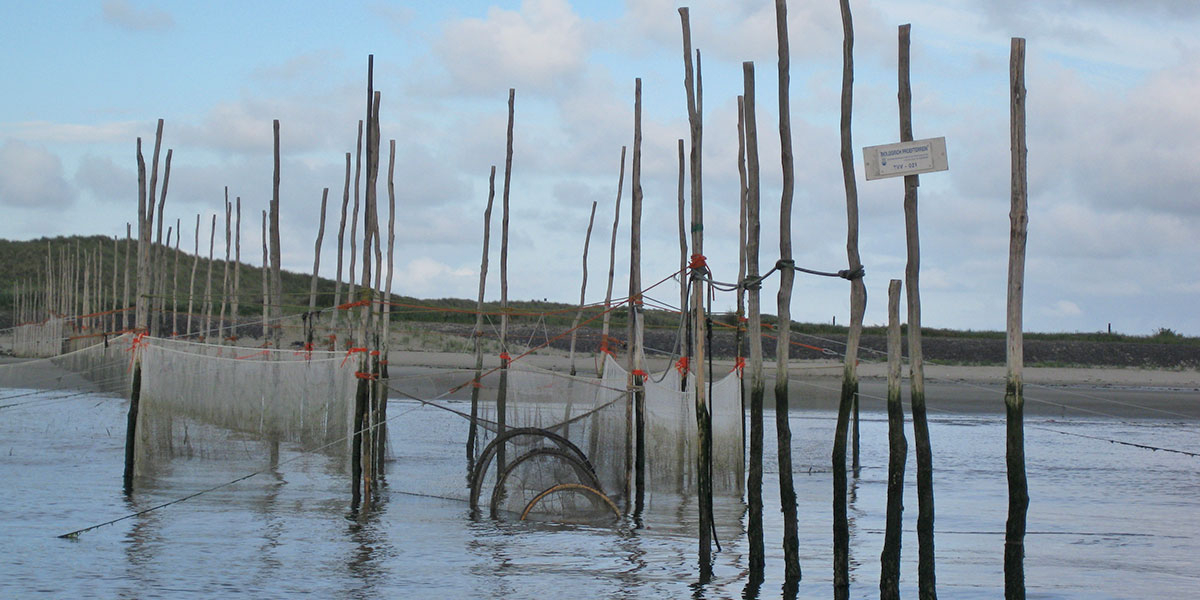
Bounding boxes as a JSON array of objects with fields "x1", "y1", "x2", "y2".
[
  {"x1": 833, "y1": 0, "x2": 867, "y2": 596},
  {"x1": 232, "y1": 198, "x2": 241, "y2": 340},
  {"x1": 742, "y1": 60, "x2": 766, "y2": 580},
  {"x1": 152, "y1": 148, "x2": 172, "y2": 337},
  {"x1": 1005, "y1": 36, "x2": 1030, "y2": 600},
  {"x1": 774, "y1": 0, "x2": 802, "y2": 585},
  {"x1": 122, "y1": 224, "x2": 131, "y2": 330},
  {"x1": 186, "y1": 215, "x2": 199, "y2": 336},
  {"x1": 679, "y1": 7, "x2": 714, "y2": 581},
  {"x1": 172, "y1": 218, "x2": 180, "y2": 336},
  {"x1": 899, "y1": 23, "x2": 937, "y2": 600},
  {"x1": 261, "y1": 211, "x2": 269, "y2": 340},
  {"x1": 880, "y1": 279, "x2": 907, "y2": 599},
  {"x1": 348, "y1": 121, "x2": 363, "y2": 330},
  {"x1": 467, "y1": 166, "x2": 496, "y2": 475},
  {"x1": 219, "y1": 192, "x2": 231, "y2": 342},
  {"x1": 568, "y1": 200, "x2": 598, "y2": 376},
  {"x1": 332, "y1": 153, "x2": 351, "y2": 338},
  {"x1": 270, "y1": 119, "x2": 283, "y2": 346},
  {"x1": 496, "y1": 88, "x2": 515, "y2": 476},
  {"x1": 677, "y1": 138, "x2": 688, "y2": 321},
  {"x1": 203, "y1": 215, "x2": 216, "y2": 340},
  {"x1": 308, "y1": 188, "x2": 329, "y2": 350},
  {"x1": 599, "y1": 146, "x2": 626, "y2": 375},
  {"x1": 124, "y1": 136, "x2": 148, "y2": 493},
  {"x1": 629, "y1": 78, "x2": 646, "y2": 517}
]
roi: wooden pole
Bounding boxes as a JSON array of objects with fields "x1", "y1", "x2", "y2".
[
  {"x1": 742, "y1": 59, "x2": 766, "y2": 580},
  {"x1": 186, "y1": 215, "x2": 199, "y2": 337},
  {"x1": 568, "y1": 201, "x2": 598, "y2": 376},
  {"x1": 1005, "y1": 36, "x2": 1030, "y2": 600},
  {"x1": 677, "y1": 138, "x2": 688, "y2": 321},
  {"x1": 232, "y1": 198, "x2": 241, "y2": 340},
  {"x1": 111, "y1": 235, "x2": 119, "y2": 332},
  {"x1": 144, "y1": 122, "x2": 162, "y2": 335},
  {"x1": 124, "y1": 136, "x2": 148, "y2": 493},
  {"x1": 773, "y1": 0, "x2": 802, "y2": 584},
  {"x1": 899, "y1": 23, "x2": 937, "y2": 600},
  {"x1": 377, "y1": 137, "x2": 396, "y2": 477},
  {"x1": 332, "y1": 152, "x2": 351, "y2": 339},
  {"x1": 219, "y1": 192, "x2": 231, "y2": 343},
  {"x1": 629, "y1": 77, "x2": 646, "y2": 516},
  {"x1": 679, "y1": 7, "x2": 714, "y2": 580},
  {"x1": 308, "y1": 188, "x2": 329, "y2": 350},
  {"x1": 135, "y1": 137, "x2": 150, "y2": 333},
  {"x1": 203, "y1": 214, "x2": 216, "y2": 340},
  {"x1": 598, "y1": 146, "x2": 626, "y2": 375},
  {"x1": 270, "y1": 119, "x2": 283, "y2": 346},
  {"x1": 172, "y1": 218, "x2": 180, "y2": 336},
  {"x1": 880, "y1": 278, "x2": 907, "y2": 599},
  {"x1": 123, "y1": 224, "x2": 131, "y2": 330},
  {"x1": 348, "y1": 120, "x2": 363, "y2": 328},
  {"x1": 261, "y1": 210, "x2": 269, "y2": 341},
  {"x1": 496, "y1": 87, "x2": 515, "y2": 476},
  {"x1": 833, "y1": 1, "x2": 867, "y2": 596},
  {"x1": 468, "y1": 166, "x2": 497, "y2": 475},
  {"x1": 152, "y1": 148, "x2": 172, "y2": 337},
  {"x1": 735, "y1": 96, "x2": 748, "y2": 489}
]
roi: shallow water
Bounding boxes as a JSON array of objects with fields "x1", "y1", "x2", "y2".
[{"x1": 2, "y1": 389, "x2": 1198, "y2": 599}]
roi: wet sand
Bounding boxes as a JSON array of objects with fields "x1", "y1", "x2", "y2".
[{"x1": 385, "y1": 350, "x2": 1200, "y2": 420}]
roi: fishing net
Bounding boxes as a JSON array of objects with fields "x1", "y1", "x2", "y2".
[
  {"x1": 386, "y1": 353, "x2": 743, "y2": 522},
  {"x1": 131, "y1": 337, "x2": 358, "y2": 476},
  {"x1": 0, "y1": 332, "x2": 131, "y2": 397},
  {"x1": 10, "y1": 317, "x2": 67, "y2": 358}
]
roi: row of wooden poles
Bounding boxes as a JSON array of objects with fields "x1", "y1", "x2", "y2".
[
  {"x1": 13, "y1": 0, "x2": 1033, "y2": 595},
  {"x1": 554, "y1": 3, "x2": 1031, "y2": 599},
  {"x1": 116, "y1": 57, "x2": 401, "y2": 516}
]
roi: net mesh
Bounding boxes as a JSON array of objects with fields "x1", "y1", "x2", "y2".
[
  {"x1": 10, "y1": 318, "x2": 67, "y2": 358},
  {"x1": 132, "y1": 337, "x2": 358, "y2": 476}
]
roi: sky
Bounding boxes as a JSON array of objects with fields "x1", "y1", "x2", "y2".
[{"x1": 2, "y1": 0, "x2": 1198, "y2": 336}]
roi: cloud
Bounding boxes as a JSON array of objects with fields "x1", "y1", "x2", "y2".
[
  {"x1": 1043, "y1": 299, "x2": 1082, "y2": 317},
  {"x1": 432, "y1": 0, "x2": 589, "y2": 95},
  {"x1": 75, "y1": 154, "x2": 134, "y2": 203},
  {"x1": 102, "y1": 0, "x2": 174, "y2": 32},
  {"x1": 0, "y1": 140, "x2": 75, "y2": 208}
]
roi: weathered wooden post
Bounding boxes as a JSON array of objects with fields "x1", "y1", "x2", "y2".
[
  {"x1": 122, "y1": 224, "x2": 131, "y2": 330},
  {"x1": 203, "y1": 214, "x2": 216, "y2": 340},
  {"x1": 833, "y1": 0, "x2": 867, "y2": 596},
  {"x1": 742, "y1": 59, "x2": 766, "y2": 580},
  {"x1": 598, "y1": 146, "x2": 626, "y2": 375},
  {"x1": 123, "y1": 136, "x2": 148, "y2": 493},
  {"x1": 629, "y1": 77, "x2": 646, "y2": 516},
  {"x1": 261, "y1": 211, "x2": 269, "y2": 340},
  {"x1": 270, "y1": 119, "x2": 283, "y2": 346},
  {"x1": 186, "y1": 215, "x2": 199, "y2": 337},
  {"x1": 467, "y1": 166, "x2": 496, "y2": 476},
  {"x1": 679, "y1": 8, "x2": 713, "y2": 580},
  {"x1": 774, "y1": 0, "x2": 802, "y2": 585},
  {"x1": 348, "y1": 121, "x2": 363, "y2": 333},
  {"x1": 899, "y1": 23, "x2": 937, "y2": 600},
  {"x1": 332, "y1": 153, "x2": 351, "y2": 341},
  {"x1": 568, "y1": 200, "x2": 598, "y2": 376},
  {"x1": 232, "y1": 198, "x2": 241, "y2": 340},
  {"x1": 219, "y1": 193, "x2": 231, "y2": 342},
  {"x1": 307, "y1": 188, "x2": 329, "y2": 351},
  {"x1": 677, "y1": 138, "x2": 688, "y2": 323},
  {"x1": 171, "y1": 218, "x2": 180, "y2": 336},
  {"x1": 880, "y1": 279, "x2": 907, "y2": 599},
  {"x1": 1005, "y1": 36, "x2": 1030, "y2": 600},
  {"x1": 496, "y1": 88, "x2": 515, "y2": 476}
]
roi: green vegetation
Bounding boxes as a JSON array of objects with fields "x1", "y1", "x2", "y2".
[{"x1": 3, "y1": 235, "x2": 1198, "y2": 349}]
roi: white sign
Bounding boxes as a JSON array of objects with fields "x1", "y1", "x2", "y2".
[{"x1": 862, "y1": 137, "x2": 949, "y2": 181}]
